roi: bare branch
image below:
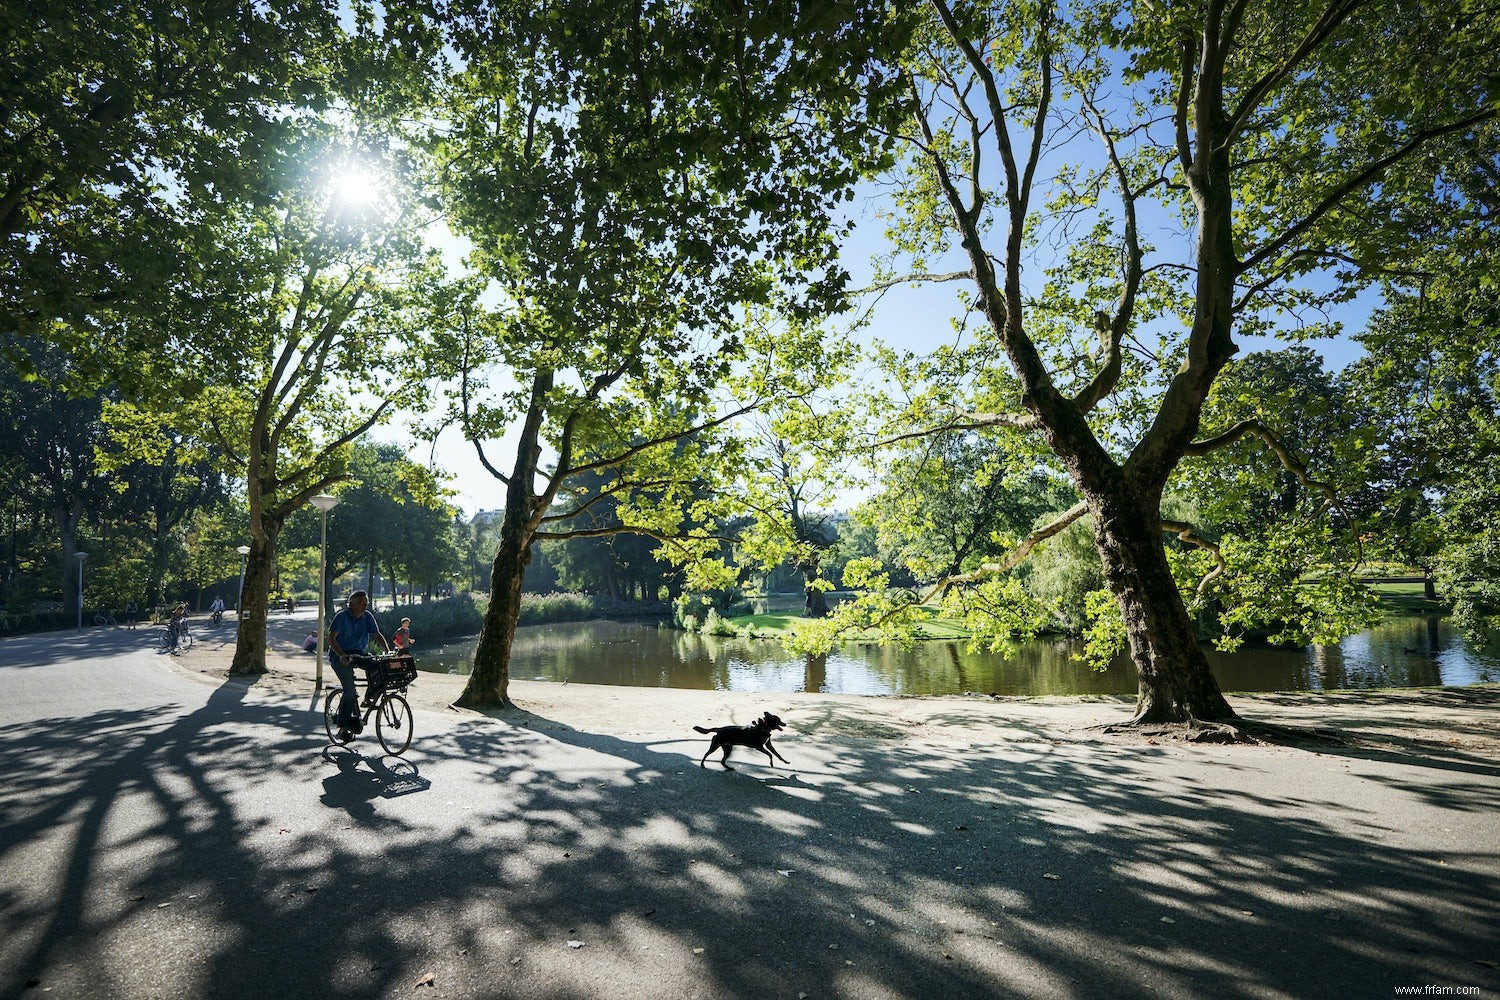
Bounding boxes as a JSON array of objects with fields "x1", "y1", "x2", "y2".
[
  {"x1": 851, "y1": 270, "x2": 975, "y2": 296},
  {"x1": 873, "y1": 409, "x2": 1042, "y2": 449},
  {"x1": 1161, "y1": 518, "x2": 1228, "y2": 599},
  {"x1": 1071, "y1": 85, "x2": 1140, "y2": 413},
  {"x1": 562, "y1": 397, "x2": 767, "y2": 483},
  {"x1": 456, "y1": 306, "x2": 511, "y2": 487},
  {"x1": 930, "y1": 0, "x2": 1022, "y2": 206},
  {"x1": 1173, "y1": 27, "x2": 1195, "y2": 174},
  {"x1": 926, "y1": 501, "x2": 1089, "y2": 599}
]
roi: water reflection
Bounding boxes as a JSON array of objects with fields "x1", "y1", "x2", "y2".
[{"x1": 419, "y1": 614, "x2": 1500, "y2": 697}]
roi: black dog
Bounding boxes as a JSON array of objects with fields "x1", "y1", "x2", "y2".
[{"x1": 694, "y1": 712, "x2": 789, "y2": 770}]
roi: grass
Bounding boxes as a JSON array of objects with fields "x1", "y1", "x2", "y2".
[{"x1": 1367, "y1": 580, "x2": 1448, "y2": 614}]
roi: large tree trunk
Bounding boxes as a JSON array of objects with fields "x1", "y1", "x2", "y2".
[
  {"x1": 230, "y1": 530, "x2": 280, "y2": 676},
  {"x1": 1088, "y1": 488, "x2": 1236, "y2": 724},
  {"x1": 797, "y1": 557, "x2": 827, "y2": 618},
  {"x1": 456, "y1": 497, "x2": 535, "y2": 709}
]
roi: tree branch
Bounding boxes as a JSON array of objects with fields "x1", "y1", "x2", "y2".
[
  {"x1": 1184, "y1": 418, "x2": 1353, "y2": 538},
  {"x1": 1161, "y1": 518, "x2": 1228, "y2": 599},
  {"x1": 873, "y1": 409, "x2": 1042, "y2": 449},
  {"x1": 851, "y1": 270, "x2": 975, "y2": 296},
  {"x1": 1219, "y1": 0, "x2": 1366, "y2": 150},
  {"x1": 1238, "y1": 105, "x2": 1500, "y2": 275},
  {"x1": 926, "y1": 501, "x2": 1089, "y2": 599}
]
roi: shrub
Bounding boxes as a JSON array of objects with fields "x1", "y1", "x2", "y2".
[
  {"x1": 519, "y1": 592, "x2": 670, "y2": 626},
  {"x1": 386, "y1": 594, "x2": 485, "y2": 641}
]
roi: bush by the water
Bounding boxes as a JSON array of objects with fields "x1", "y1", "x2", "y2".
[
  {"x1": 518, "y1": 592, "x2": 669, "y2": 626},
  {"x1": 379, "y1": 593, "x2": 485, "y2": 641}
]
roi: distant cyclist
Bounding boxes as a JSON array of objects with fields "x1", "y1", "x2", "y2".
[
  {"x1": 326, "y1": 590, "x2": 391, "y2": 742},
  {"x1": 209, "y1": 594, "x2": 226, "y2": 624}
]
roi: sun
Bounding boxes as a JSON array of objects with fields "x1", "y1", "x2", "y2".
[{"x1": 330, "y1": 166, "x2": 382, "y2": 207}]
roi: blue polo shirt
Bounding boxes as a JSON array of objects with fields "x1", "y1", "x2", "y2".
[{"x1": 328, "y1": 608, "x2": 382, "y2": 657}]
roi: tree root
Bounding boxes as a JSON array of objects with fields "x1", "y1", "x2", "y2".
[
  {"x1": 1093, "y1": 719, "x2": 1256, "y2": 744},
  {"x1": 1091, "y1": 717, "x2": 1355, "y2": 748}
]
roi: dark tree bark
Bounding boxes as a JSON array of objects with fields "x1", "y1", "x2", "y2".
[
  {"x1": 455, "y1": 480, "x2": 538, "y2": 710},
  {"x1": 230, "y1": 523, "x2": 282, "y2": 676}
]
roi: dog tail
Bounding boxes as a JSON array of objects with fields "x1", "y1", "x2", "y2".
[{"x1": 693, "y1": 726, "x2": 714, "y2": 734}]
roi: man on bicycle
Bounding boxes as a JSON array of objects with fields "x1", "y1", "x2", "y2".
[
  {"x1": 167, "y1": 601, "x2": 188, "y2": 649},
  {"x1": 326, "y1": 590, "x2": 391, "y2": 742}
]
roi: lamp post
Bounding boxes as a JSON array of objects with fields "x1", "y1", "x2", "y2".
[
  {"x1": 235, "y1": 545, "x2": 251, "y2": 621},
  {"x1": 74, "y1": 551, "x2": 88, "y2": 630},
  {"x1": 310, "y1": 494, "x2": 340, "y2": 690}
]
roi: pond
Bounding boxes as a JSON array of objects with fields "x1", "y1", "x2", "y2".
[{"x1": 414, "y1": 613, "x2": 1500, "y2": 697}]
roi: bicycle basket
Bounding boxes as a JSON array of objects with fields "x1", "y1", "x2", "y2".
[{"x1": 379, "y1": 655, "x2": 417, "y2": 689}]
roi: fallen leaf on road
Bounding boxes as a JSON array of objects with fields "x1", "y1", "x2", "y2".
[
  {"x1": 778, "y1": 870, "x2": 795, "y2": 877},
  {"x1": 692, "y1": 947, "x2": 705, "y2": 955},
  {"x1": 567, "y1": 941, "x2": 585, "y2": 949},
  {"x1": 1160, "y1": 917, "x2": 1176, "y2": 924},
  {"x1": 414, "y1": 972, "x2": 435, "y2": 988},
  {"x1": 1042, "y1": 873, "x2": 1061, "y2": 880}
]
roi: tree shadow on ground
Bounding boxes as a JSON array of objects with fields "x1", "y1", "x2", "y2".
[{"x1": 2, "y1": 676, "x2": 1498, "y2": 999}]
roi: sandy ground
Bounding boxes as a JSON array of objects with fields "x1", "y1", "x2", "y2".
[{"x1": 165, "y1": 611, "x2": 1500, "y2": 761}]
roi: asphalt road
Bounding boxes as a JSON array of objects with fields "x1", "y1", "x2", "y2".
[{"x1": 2, "y1": 629, "x2": 1497, "y2": 999}]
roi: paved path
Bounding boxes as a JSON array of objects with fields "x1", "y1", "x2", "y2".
[{"x1": 1, "y1": 628, "x2": 1498, "y2": 999}]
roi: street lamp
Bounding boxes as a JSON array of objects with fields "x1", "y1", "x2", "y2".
[
  {"x1": 235, "y1": 545, "x2": 251, "y2": 620},
  {"x1": 74, "y1": 551, "x2": 88, "y2": 630},
  {"x1": 310, "y1": 494, "x2": 340, "y2": 690}
]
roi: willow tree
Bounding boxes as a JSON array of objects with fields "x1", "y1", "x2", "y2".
[
  {"x1": 433, "y1": 0, "x2": 908, "y2": 707},
  {"x1": 845, "y1": 1, "x2": 1498, "y2": 727}
]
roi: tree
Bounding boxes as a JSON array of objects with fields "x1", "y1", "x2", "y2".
[
  {"x1": 847, "y1": 1, "x2": 1498, "y2": 726},
  {"x1": 0, "y1": 339, "x2": 115, "y2": 619},
  {"x1": 544, "y1": 465, "x2": 679, "y2": 601},
  {"x1": 434, "y1": 1, "x2": 908, "y2": 707},
  {"x1": 753, "y1": 433, "x2": 847, "y2": 619},
  {"x1": 1352, "y1": 207, "x2": 1500, "y2": 635},
  {"x1": 1, "y1": 0, "x2": 350, "y2": 348},
  {"x1": 105, "y1": 129, "x2": 450, "y2": 674},
  {"x1": 864, "y1": 430, "x2": 1072, "y2": 585}
]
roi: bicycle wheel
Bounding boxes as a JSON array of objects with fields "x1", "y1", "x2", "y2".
[
  {"x1": 178, "y1": 627, "x2": 193, "y2": 651},
  {"x1": 376, "y1": 694, "x2": 413, "y2": 756},
  {"x1": 323, "y1": 688, "x2": 344, "y2": 744}
]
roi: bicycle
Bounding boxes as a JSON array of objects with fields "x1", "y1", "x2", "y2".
[
  {"x1": 158, "y1": 619, "x2": 193, "y2": 653},
  {"x1": 323, "y1": 652, "x2": 418, "y2": 756}
]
